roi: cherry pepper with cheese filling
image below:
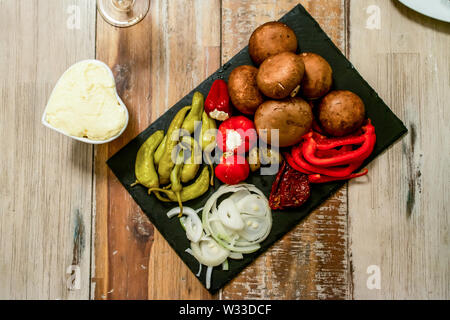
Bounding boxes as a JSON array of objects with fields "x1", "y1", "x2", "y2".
[
  {"x1": 217, "y1": 116, "x2": 257, "y2": 154},
  {"x1": 204, "y1": 79, "x2": 231, "y2": 121},
  {"x1": 215, "y1": 153, "x2": 250, "y2": 185}
]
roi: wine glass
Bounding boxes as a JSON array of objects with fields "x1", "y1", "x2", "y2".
[{"x1": 97, "y1": 0, "x2": 150, "y2": 27}]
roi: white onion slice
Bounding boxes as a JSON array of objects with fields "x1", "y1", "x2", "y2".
[
  {"x1": 195, "y1": 207, "x2": 204, "y2": 214},
  {"x1": 184, "y1": 216, "x2": 202, "y2": 243},
  {"x1": 206, "y1": 266, "x2": 213, "y2": 289},
  {"x1": 236, "y1": 194, "x2": 268, "y2": 217},
  {"x1": 237, "y1": 215, "x2": 270, "y2": 242},
  {"x1": 228, "y1": 189, "x2": 251, "y2": 203},
  {"x1": 167, "y1": 206, "x2": 202, "y2": 243},
  {"x1": 202, "y1": 184, "x2": 272, "y2": 255},
  {"x1": 200, "y1": 233, "x2": 211, "y2": 241},
  {"x1": 185, "y1": 248, "x2": 202, "y2": 277},
  {"x1": 171, "y1": 190, "x2": 269, "y2": 289},
  {"x1": 191, "y1": 237, "x2": 229, "y2": 267},
  {"x1": 228, "y1": 252, "x2": 243, "y2": 260},
  {"x1": 202, "y1": 185, "x2": 248, "y2": 226},
  {"x1": 196, "y1": 263, "x2": 202, "y2": 277},
  {"x1": 209, "y1": 206, "x2": 236, "y2": 241},
  {"x1": 212, "y1": 236, "x2": 261, "y2": 253},
  {"x1": 222, "y1": 260, "x2": 229, "y2": 271},
  {"x1": 167, "y1": 206, "x2": 196, "y2": 218},
  {"x1": 179, "y1": 216, "x2": 186, "y2": 230},
  {"x1": 210, "y1": 219, "x2": 236, "y2": 242},
  {"x1": 218, "y1": 198, "x2": 244, "y2": 231}
]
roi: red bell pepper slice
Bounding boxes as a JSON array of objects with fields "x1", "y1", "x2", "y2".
[
  {"x1": 302, "y1": 119, "x2": 376, "y2": 167},
  {"x1": 314, "y1": 145, "x2": 353, "y2": 158},
  {"x1": 283, "y1": 152, "x2": 314, "y2": 175},
  {"x1": 291, "y1": 144, "x2": 364, "y2": 178},
  {"x1": 312, "y1": 131, "x2": 366, "y2": 150},
  {"x1": 308, "y1": 169, "x2": 368, "y2": 183}
]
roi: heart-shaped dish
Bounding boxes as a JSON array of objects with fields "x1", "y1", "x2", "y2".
[{"x1": 41, "y1": 59, "x2": 129, "y2": 144}]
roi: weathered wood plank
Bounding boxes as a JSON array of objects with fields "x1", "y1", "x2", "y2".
[
  {"x1": 147, "y1": 0, "x2": 221, "y2": 299},
  {"x1": 348, "y1": 0, "x2": 450, "y2": 299},
  {"x1": 94, "y1": 3, "x2": 155, "y2": 300},
  {"x1": 0, "y1": 0, "x2": 96, "y2": 299},
  {"x1": 94, "y1": 0, "x2": 221, "y2": 299},
  {"x1": 221, "y1": 0, "x2": 351, "y2": 300}
]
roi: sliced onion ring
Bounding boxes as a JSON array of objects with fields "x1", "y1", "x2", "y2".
[
  {"x1": 218, "y1": 198, "x2": 244, "y2": 231},
  {"x1": 206, "y1": 266, "x2": 213, "y2": 289},
  {"x1": 236, "y1": 194, "x2": 268, "y2": 217},
  {"x1": 167, "y1": 206, "x2": 202, "y2": 242},
  {"x1": 201, "y1": 184, "x2": 272, "y2": 255},
  {"x1": 238, "y1": 215, "x2": 270, "y2": 242},
  {"x1": 191, "y1": 237, "x2": 229, "y2": 267},
  {"x1": 228, "y1": 252, "x2": 243, "y2": 260}
]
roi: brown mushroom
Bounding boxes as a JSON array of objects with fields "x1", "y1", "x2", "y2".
[
  {"x1": 318, "y1": 90, "x2": 365, "y2": 136},
  {"x1": 249, "y1": 21, "x2": 298, "y2": 65},
  {"x1": 256, "y1": 52, "x2": 305, "y2": 100}
]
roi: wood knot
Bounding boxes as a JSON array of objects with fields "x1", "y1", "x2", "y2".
[
  {"x1": 112, "y1": 63, "x2": 132, "y2": 97},
  {"x1": 131, "y1": 211, "x2": 154, "y2": 242}
]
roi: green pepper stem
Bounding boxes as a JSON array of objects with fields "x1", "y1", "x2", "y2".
[
  {"x1": 204, "y1": 151, "x2": 215, "y2": 186},
  {"x1": 209, "y1": 164, "x2": 214, "y2": 186},
  {"x1": 154, "y1": 192, "x2": 172, "y2": 202},
  {"x1": 176, "y1": 192, "x2": 183, "y2": 217},
  {"x1": 148, "y1": 188, "x2": 172, "y2": 202},
  {"x1": 130, "y1": 180, "x2": 139, "y2": 187}
]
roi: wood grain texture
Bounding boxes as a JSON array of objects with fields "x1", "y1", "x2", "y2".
[
  {"x1": 348, "y1": 0, "x2": 450, "y2": 299},
  {"x1": 0, "y1": 0, "x2": 96, "y2": 299},
  {"x1": 94, "y1": 5, "x2": 155, "y2": 300},
  {"x1": 94, "y1": 0, "x2": 221, "y2": 299},
  {"x1": 146, "y1": 0, "x2": 220, "y2": 300},
  {"x1": 220, "y1": 0, "x2": 351, "y2": 300}
]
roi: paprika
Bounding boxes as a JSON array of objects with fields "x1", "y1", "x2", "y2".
[{"x1": 204, "y1": 79, "x2": 231, "y2": 121}]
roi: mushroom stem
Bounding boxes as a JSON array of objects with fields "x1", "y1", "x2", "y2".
[{"x1": 290, "y1": 84, "x2": 301, "y2": 97}]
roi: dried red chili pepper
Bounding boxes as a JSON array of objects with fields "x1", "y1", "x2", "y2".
[
  {"x1": 204, "y1": 79, "x2": 231, "y2": 121},
  {"x1": 302, "y1": 119, "x2": 376, "y2": 167},
  {"x1": 269, "y1": 161, "x2": 310, "y2": 210}
]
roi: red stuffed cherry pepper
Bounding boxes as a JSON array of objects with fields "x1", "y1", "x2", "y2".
[
  {"x1": 217, "y1": 115, "x2": 257, "y2": 154},
  {"x1": 215, "y1": 153, "x2": 250, "y2": 185},
  {"x1": 204, "y1": 79, "x2": 232, "y2": 121}
]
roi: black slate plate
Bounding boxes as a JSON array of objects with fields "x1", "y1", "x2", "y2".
[{"x1": 107, "y1": 4, "x2": 407, "y2": 294}]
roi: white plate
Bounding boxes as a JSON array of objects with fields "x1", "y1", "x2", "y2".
[
  {"x1": 398, "y1": 0, "x2": 450, "y2": 23},
  {"x1": 42, "y1": 59, "x2": 129, "y2": 145}
]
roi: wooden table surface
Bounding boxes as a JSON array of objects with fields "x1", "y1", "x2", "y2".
[{"x1": 1, "y1": 0, "x2": 448, "y2": 300}]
